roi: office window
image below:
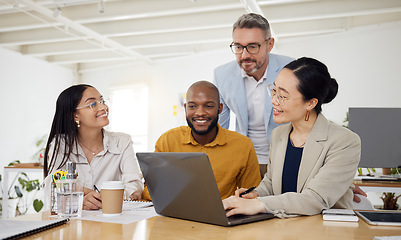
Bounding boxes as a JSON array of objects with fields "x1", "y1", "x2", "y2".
[{"x1": 108, "y1": 85, "x2": 149, "y2": 152}]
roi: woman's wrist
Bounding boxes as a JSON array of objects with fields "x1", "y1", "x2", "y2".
[{"x1": 255, "y1": 198, "x2": 267, "y2": 213}]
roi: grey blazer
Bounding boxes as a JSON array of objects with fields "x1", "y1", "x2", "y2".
[
  {"x1": 214, "y1": 53, "x2": 293, "y2": 139},
  {"x1": 255, "y1": 114, "x2": 361, "y2": 216}
]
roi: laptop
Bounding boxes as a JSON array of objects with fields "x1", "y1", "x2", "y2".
[
  {"x1": 136, "y1": 152, "x2": 274, "y2": 226},
  {"x1": 355, "y1": 211, "x2": 401, "y2": 226}
]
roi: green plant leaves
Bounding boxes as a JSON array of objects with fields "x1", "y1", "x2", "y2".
[
  {"x1": 8, "y1": 160, "x2": 20, "y2": 166},
  {"x1": 391, "y1": 167, "x2": 401, "y2": 175},
  {"x1": 33, "y1": 199, "x2": 44, "y2": 212},
  {"x1": 18, "y1": 177, "x2": 40, "y2": 192},
  {"x1": 14, "y1": 186, "x2": 23, "y2": 198}
]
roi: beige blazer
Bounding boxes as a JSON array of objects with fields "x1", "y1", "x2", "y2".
[{"x1": 255, "y1": 114, "x2": 361, "y2": 216}]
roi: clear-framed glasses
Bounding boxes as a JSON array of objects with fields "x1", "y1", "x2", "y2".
[
  {"x1": 230, "y1": 38, "x2": 270, "y2": 54},
  {"x1": 76, "y1": 99, "x2": 108, "y2": 112},
  {"x1": 267, "y1": 84, "x2": 289, "y2": 106}
]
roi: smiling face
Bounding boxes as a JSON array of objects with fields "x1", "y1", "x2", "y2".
[
  {"x1": 232, "y1": 27, "x2": 273, "y2": 80},
  {"x1": 185, "y1": 84, "x2": 222, "y2": 138},
  {"x1": 74, "y1": 87, "x2": 109, "y2": 130},
  {"x1": 271, "y1": 68, "x2": 316, "y2": 125}
]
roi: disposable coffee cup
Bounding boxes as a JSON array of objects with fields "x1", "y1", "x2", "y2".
[{"x1": 101, "y1": 181, "x2": 124, "y2": 216}]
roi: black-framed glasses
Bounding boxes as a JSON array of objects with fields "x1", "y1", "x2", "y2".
[
  {"x1": 76, "y1": 99, "x2": 108, "y2": 112},
  {"x1": 230, "y1": 38, "x2": 270, "y2": 54}
]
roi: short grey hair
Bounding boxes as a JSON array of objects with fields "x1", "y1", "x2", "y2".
[{"x1": 233, "y1": 13, "x2": 271, "y2": 39}]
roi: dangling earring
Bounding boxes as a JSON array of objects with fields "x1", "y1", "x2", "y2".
[
  {"x1": 305, "y1": 110, "x2": 310, "y2": 121},
  {"x1": 76, "y1": 120, "x2": 80, "y2": 128}
]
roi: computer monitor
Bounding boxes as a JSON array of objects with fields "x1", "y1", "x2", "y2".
[{"x1": 348, "y1": 108, "x2": 401, "y2": 168}]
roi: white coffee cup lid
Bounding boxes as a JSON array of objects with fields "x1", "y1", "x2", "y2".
[{"x1": 101, "y1": 181, "x2": 124, "y2": 190}]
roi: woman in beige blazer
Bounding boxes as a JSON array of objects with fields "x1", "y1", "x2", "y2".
[{"x1": 223, "y1": 57, "x2": 361, "y2": 217}]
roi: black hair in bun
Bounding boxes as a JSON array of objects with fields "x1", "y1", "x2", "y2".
[{"x1": 284, "y1": 57, "x2": 338, "y2": 114}]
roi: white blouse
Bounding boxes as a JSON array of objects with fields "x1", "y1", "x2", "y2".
[{"x1": 45, "y1": 130, "x2": 143, "y2": 201}]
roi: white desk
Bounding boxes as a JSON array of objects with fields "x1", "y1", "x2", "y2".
[{"x1": 2, "y1": 166, "x2": 43, "y2": 219}]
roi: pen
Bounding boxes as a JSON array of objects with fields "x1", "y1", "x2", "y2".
[
  {"x1": 239, "y1": 186, "x2": 256, "y2": 197},
  {"x1": 94, "y1": 185, "x2": 100, "y2": 193}
]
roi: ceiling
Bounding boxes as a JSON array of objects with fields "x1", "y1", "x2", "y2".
[{"x1": 1, "y1": 0, "x2": 401, "y2": 74}]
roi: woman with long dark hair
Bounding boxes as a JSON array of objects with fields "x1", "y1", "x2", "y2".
[
  {"x1": 223, "y1": 57, "x2": 361, "y2": 217},
  {"x1": 44, "y1": 84, "x2": 143, "y2": 210}
]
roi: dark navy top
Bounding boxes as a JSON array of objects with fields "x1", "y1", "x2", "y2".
[{"x1": 281, "y1": 134, "x2": 304, "y2": 193}]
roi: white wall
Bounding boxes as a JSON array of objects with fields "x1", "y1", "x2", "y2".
[
  {"x1": 0, "y1": 48, "x2": 75, "y2": 173},
  {"x1": 82, "y1": 49, "x2": 234, "y2": 151},
  {"x1": 82, "y1": 20, "x2": 401, "y2": 150}
]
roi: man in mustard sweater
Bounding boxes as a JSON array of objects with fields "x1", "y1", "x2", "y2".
[{"x1": 142, "y1": 81, "x2": 261, "y2": 200}]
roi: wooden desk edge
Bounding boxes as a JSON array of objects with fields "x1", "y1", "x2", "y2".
[
  {"x1": 353, "y1": 180, "x2": 401, "y2": 188},
  {"x1": 4, "y1": 165, "x2": 43, "y2": 169}
]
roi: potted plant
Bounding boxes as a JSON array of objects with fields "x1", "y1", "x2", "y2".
[
  {"x1": 0, "y1": 160, "x2": 44, "y2": 218},
  {"x1": 380, "y1": 167, "x2": 401, "y2": 210},
  {"x1": 381, "y1": 192, "x2": 400, "y2": 210}
]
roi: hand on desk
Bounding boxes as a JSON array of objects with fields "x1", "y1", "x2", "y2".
[
  {"x1": 222, "y1": 188, "x2": 266, "y2": 217},
  {"x1": 83, "y1": 187, "x2": 102, "y2": 210},
  {"x1": 353, "y1": 185, "x2": 367, "y2": 203},
  {"x1": 129, "y1": 191, "x2": 142, "y2": 201}
]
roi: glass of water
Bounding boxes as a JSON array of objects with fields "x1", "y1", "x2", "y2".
[{"x1": 56, "y1": 178, "x2": 84, "y2": 218}]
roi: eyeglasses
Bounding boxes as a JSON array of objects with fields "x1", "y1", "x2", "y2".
[
  {"x1": 76, "y1": 99, "x2": 107, "y2": 112},
  {"x1": 230, "y1": 38, "x2": 270, "y2": 54},
  {"x1": 267, "y1": 84, "x2": 289, "y2": 106}
]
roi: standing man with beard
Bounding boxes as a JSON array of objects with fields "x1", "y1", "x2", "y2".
[
  {"x1": 141, "y1": 81, "x2": 261, "y2": 200},
  {"x1": 214, "y1": 13, "x2": 293, "y2": 177},
  {"x1": 214, "y1": 13, "x2": 367, "y2": 202}
]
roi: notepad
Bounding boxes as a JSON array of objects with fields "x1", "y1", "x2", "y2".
[
  {"x1": 322, "y1": 209, "x2": 358, "y2": 222},
  {"x1": 122, "y1": 200, "x2": 153, "y2": 211},
  {"x1": 0, "y1": 218, "x2": 69, "y2": 239}
]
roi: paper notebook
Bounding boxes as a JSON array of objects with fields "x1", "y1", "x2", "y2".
[
  {"x1": 322, "y1": 209, "x2": 358, "y2": 222},
  {"x1": 0, "y1": 218, "x2": 69, "y2": 239}
]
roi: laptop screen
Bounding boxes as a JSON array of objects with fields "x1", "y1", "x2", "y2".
[{"x1": 137, "y1": 152, "x2": 230, "y2": 225}]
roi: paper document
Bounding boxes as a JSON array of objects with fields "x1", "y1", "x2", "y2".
[
  {"x1": 75, "y1": 201, "x2": 157, "y2": 224},
  {"x1": 122, "y1": 200, "x2": 153, "y2": 211},
  {"x1": 76, "y1": 207, "x2": 158, "y2": 224}
]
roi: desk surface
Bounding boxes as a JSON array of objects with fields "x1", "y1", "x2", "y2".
[{"x1": 12, "y1": 211, "x2": 401, "y2": 240}]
